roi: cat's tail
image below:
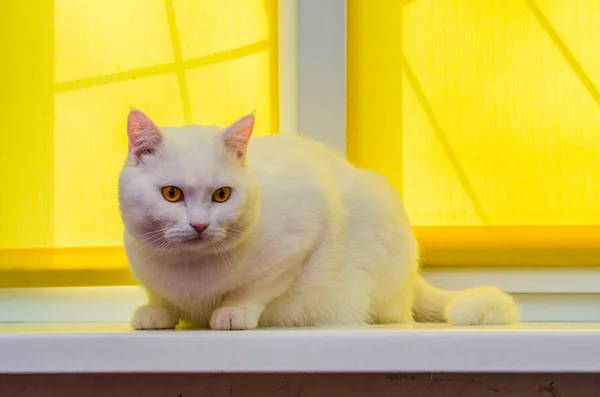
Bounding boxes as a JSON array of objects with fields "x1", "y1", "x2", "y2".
[{"x1": 412, "y1": 274, "x2": 520, "y2": 325}]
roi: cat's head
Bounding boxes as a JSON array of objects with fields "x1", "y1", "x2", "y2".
[{"x1": 118, "y1": 110, "x2": 259, "y2": 251}]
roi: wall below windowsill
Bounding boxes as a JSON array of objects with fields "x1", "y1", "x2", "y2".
[
  {"x1": 2, "y1": 373, "x2": 599, "y2": 397},
  {"x1": 1, "y1": 323, "x2": 600, "y2": 374}
]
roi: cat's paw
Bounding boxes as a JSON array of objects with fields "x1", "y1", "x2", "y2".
[
  {"x1": 210, "y1": 305, "x2": 261, "y2": 330},
  {"x1": 131, "y1": 305, "x2": 178, "y2": 330}
]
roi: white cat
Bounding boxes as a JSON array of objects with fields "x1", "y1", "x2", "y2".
[{"x1": 119, "y1": 110, "x2": 519, "y2": 330}]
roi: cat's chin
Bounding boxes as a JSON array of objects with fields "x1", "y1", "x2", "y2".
[
  {"x1": 180, "y1": 233, "x2": 234, "y2": 250},
  {"x1": 182, "y1": 236, "x2": 213, "y2": 246}
]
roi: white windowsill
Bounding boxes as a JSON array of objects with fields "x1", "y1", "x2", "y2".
[
  {"x1": 2, "y1": 323, "x2": 600, "y2": 374},
  {"x1": 2, "y1": 267, "x2": 600, "y2": 373}
]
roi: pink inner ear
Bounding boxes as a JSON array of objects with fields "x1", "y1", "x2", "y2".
[
  {"x1": 127, "y1": 110, "x2": 163, "y2": 162},
  {"x1": 220, "y1": 113, "x2": 255, "y2": 160}
]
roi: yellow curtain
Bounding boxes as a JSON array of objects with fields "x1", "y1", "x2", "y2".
[
  {"x1": 0, "y1": 0, "x2": 278, "y2": 286},
  {"x1": 0, "y1": 0, "x2": 278, "y2": 251},
  {"x1": 349, "y1": 0, "x2": 600, "y2": 227},
  {"x1": 348, "y1": 0, "x2": 600, "y2": 267}
]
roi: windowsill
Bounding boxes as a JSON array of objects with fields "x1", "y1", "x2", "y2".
[{"x1": 2, "y1": 323, "x2": 600, "y2": 373}]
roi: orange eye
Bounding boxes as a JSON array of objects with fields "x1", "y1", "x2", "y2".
[
  {"x1": 161, "y1": 186, "x2": 183, "y2": 202},
  {"x1": 212, "y1": 187, "x2": 231, "y2": 203}
]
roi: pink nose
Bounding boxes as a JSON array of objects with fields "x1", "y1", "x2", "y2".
[{"x1": 190, "y1": 223, "x2": 209, "y2": 234}]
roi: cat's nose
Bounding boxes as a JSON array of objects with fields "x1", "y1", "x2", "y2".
[{"x1": 190, "y1": 223, "x2": 209, "y2": 234}]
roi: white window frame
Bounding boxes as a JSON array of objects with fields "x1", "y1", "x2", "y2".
[
  {"x1": 287, "y1": 0, "x2": 600, "y2": 323},
  {"x1": 278, "y1": 0, "x2": 347, "y2": 155},
  {"x1": 1, "y1": 0, "x2": 599, "y2": 324}
]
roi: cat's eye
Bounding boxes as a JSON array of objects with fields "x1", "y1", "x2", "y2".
[
  {"x1": 212, "y1": 187, "x2": 231, "y2": 203},
  {"x1": 161, "y1": 186, "x2": 183, "y2": 202}
]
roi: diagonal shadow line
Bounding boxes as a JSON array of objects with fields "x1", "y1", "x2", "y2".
[
  {"x1": 54, "y1": 41, "x2": 270, "y2": 93},
  {"x1": 525, "y1": 0, "x2": 600, "y2": 109},
  {"x1": 165, "y1": 0, "x2": 193, "y2": 124},
  {"x1": 400, "y1": 53, "x2": 491, "y2": 225},
  {"x1": 55, "y1": 63, "x2": 177, "y2": 93}
]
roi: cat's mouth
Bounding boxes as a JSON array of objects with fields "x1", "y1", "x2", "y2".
[
  {"x1": 136, "y1": 227, "x2": 233, "y2": 250},
  {"x1": 182, "y1": 234, "x2": 207, "y2": 244},
  {"x1": 171, "y1": 230, "x2": 224, "y2": 245}
]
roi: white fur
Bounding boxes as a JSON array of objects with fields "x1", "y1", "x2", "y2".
[{"x1": 118, "y1": 115, "x2": 520, "y2": 330}]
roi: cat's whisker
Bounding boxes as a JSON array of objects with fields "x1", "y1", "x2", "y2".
[
  {"x1": 143, "y1": 235, "x2": 182, "y2": 260},
  {"x1": 131, "y1": 228, "x2": 170, "y2": 239},
  {"x1": 133, "y1": 230, "x2": 164, "y2": 238},
  {"x1": 211, "y1": 241, "x2": 227, "y2": 268},
  {"x1": 225, "y1": 230, "x2": 245, "y2": 239},
  {"x1": 143, "y1": 234, "x2": 169, "y2": 250},
  {"x1": 220, "y1": 239, "x2": 242, "y2": 270},
  {"x1": 213, "y1": 239, "x2": 236, "y2": 271},
  {"x1": 224, "y1": 227, "x2": 248, "y2": 235}
]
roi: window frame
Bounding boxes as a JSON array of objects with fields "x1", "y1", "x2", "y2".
[
  {"x1": 0, "y1": 0, "x2": 292, "y2": 289},
  {"x1": 2, "y1": 0, "x2": 600, "y2": 324},
  {"x1": 262, "y1": 0, "x2": 600, "y2": 271},
  {"x1": 304, "y1": 0, "x2": 600, "y2": 325},
  {"x1": 0, "y1": 0, "x2": 350, "y2": 289}
]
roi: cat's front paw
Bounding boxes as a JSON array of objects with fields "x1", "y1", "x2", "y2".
[
  {"x1": 210, "y1": 305, "x2": 261, "y2": 330},
  {"x1": 131, "y1": 305, "x2": 178, "y2": 330}
]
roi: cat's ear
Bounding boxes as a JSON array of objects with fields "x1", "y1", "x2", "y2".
[
  {"x1": 220, "y1": 113, "x2": 255, "y2": 161},
  {"x1": 127, "y1": 109, "x2": 163, "y2": 164}
]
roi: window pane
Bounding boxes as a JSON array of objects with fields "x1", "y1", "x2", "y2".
[
  {"x1": 55, "y1": 0, "x2": 174, "y2": 82},
  {"x1": 54, "y1": 75, "x2": 185, "y2": 247},
  {"x1": 173, "y1": 0, "x2": 270, "y2": 59},
  {"x1": 1, "y1": 0, "x2": 278, "y2": 260},
  {"x1": 348, "y1": 0, "x2": 600, "y2": 226},
  {"x1": 0, "y1": 1, "x2": 54, "y2": 250},
  {"x1": 186, "y1": 52, "x2": 274, "y2": 134}
]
